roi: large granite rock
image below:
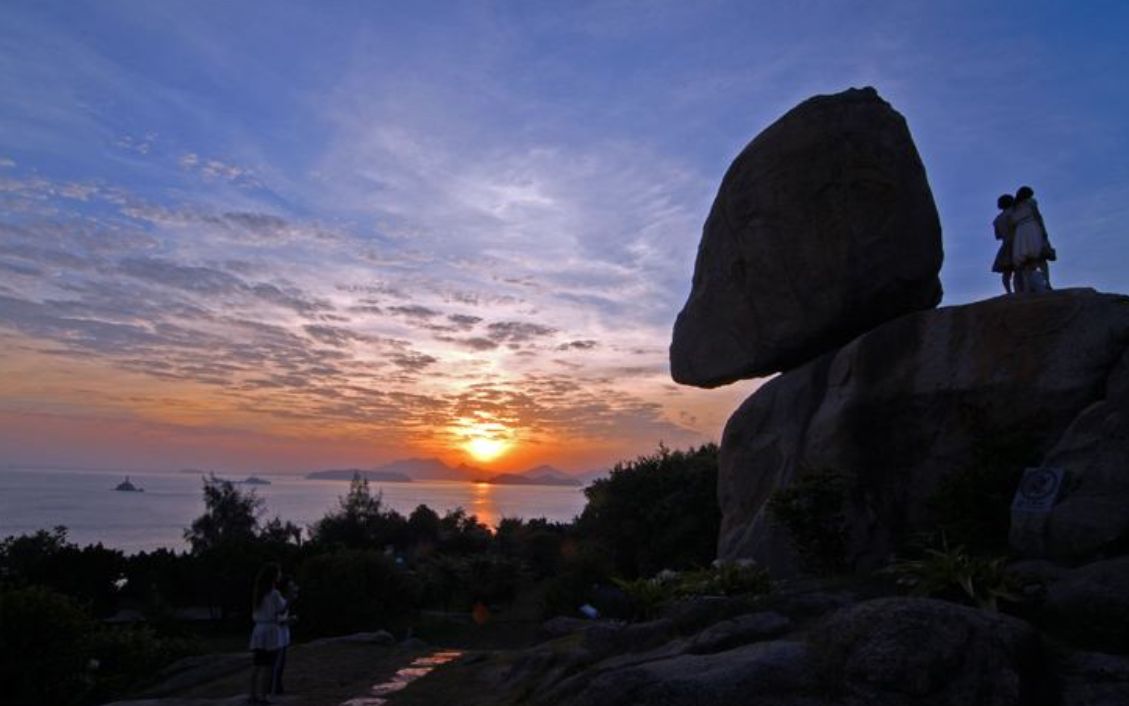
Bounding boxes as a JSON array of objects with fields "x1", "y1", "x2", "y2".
[
  {"x1": 814, "y1": 597, "x2": 1046, "y2": 706},
  {"x1": 1011, "y1": 340, "x2": 1129, "y2": 561},
  {"x1": 671, "y1": 86, "x2": 942, "y2": 387},
  {"x1": 1040, "y1": 557, "x2": 1129, "y2": 653},
  {"x1": 717, "y1": 289, "x2": 1129, "y2": 574}
]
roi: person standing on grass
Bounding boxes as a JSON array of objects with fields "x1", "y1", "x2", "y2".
[{"x1": 249, "y1": 563, "x2": 285, "y2": 705}]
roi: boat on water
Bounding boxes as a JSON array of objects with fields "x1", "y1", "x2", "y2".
[{"x1": 114, "y1": 476, "x2": 144, "y2": 492}]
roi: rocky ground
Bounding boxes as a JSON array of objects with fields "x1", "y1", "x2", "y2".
[{"x1": 100, "y1": 557, "x2": 1129, "y2": 706}]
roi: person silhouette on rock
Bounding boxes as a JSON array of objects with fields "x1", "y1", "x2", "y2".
[
  {"x1": 1010, "y1": 185, "x2": 1055, "y2": 292},
  {"x1": 991, "y1": 193, "x2": 1016, "y2": 294}
]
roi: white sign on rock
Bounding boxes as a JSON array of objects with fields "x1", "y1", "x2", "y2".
[{"x1": 1012, "y1": 467, "x2": 1066, "y2": 514}]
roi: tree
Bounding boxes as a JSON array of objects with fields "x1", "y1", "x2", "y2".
[
  {"x1": 0, "y1": 526, "x2": 125, "y2": 617},
  {"x1": 578, "y1": 443, "x2": 720, "y2": 578},
  {"x1": 184, "y1": 476, "x2": 263, "y2": 554},
  {"x1": 182, "y1": 476, "x2": 301, "y2": 620},
  {"x1": 308, "y1": 473, "x2": 407, "y2": 550}
]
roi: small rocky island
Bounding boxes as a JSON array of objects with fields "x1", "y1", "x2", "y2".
[{"x1": 113, "y1": 476, "x2": 143, "y2": 492}]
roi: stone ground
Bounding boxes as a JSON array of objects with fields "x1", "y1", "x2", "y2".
[{"x1": 103, "y1": 592, "x2": 547, "y2": 706}]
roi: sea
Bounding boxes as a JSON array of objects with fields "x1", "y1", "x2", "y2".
[{"x1": 0, "y1": 468, "x2": 590, "y2": 555}]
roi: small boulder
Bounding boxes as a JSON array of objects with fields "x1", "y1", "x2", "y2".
[
  {"x1": 671, "y1": 86, "x2": 942, "y2": 387},
  {"x1": 687, "y1": 611, "x2": 792, "y2": 654},
  {"x1": 1056, "y1": 650, "x2": 1129, "y2": 706},
  {"x1": 813, "y1": 597, "x2": 1046, "y2": 706},
  {"x1": 1041, "y1": 556, "x2": 1129, "y2": 653}
]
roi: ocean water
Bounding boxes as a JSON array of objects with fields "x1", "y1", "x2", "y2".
[{"x1": 0, "y1": 468, "x2": 589, "y2": 554}]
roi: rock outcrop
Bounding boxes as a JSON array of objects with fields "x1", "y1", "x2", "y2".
[
  {"x1": 813, "y1": 598, "x2": 1046, "y2": 705},
  {"x1": 670, "y1": 86, "x2": 942, "y2": 387},
  {"x1": 717, "y1": 289, "x2": 1129, "y2": 574}
]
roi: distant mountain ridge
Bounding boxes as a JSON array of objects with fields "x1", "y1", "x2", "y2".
[
  {"x1": 305, "y1": 457, "x2": 595, "y2": 485},
  {"x1": 305, "y1": 468, "x2": 412, "y2": 482}
]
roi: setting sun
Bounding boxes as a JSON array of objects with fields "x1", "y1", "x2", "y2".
[{"x1": 465, "y1": 436, "x2": 512, "y2": 463}]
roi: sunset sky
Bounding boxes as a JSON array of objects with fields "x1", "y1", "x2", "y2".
[{"x1": 2, "y1": 2, "x2": 1127, "y2": 474}]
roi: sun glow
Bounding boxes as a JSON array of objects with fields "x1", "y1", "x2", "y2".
[
  {"x1": 453, "y1": 414, "x2": 516, "y2": 463},
  {"x1": 465, "y1": 435, "x2": 512, "y2": 463}
]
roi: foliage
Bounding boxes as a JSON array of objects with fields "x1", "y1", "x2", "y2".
[
  {"x1": 436, "y1": 507, "x2": 492, "y2": 555},
  {"x1": 407, "y1": 504, "x2": 441, "y2": 552},
  {"x1": 541, "y1": 544, "x2": 615, "y2": 619},
  {"x1": 883, "y1": 536, "x2": 1021, "y2": 612},
  {"x1": 184, "y1": 476, "x2": 264, "y2": 554},
  {"x1": 297, "y1": 549, "x2": 418, "y2": 637},
  {"x1": 614, "y1": 563, "x2": 772, "y2": 622},
  {"x1": 495, "y1": 517, "x2": 571, "y2": 579},
  {"x1": 929, "y1": 432, "x2": 1040, "y2": 555},
  {"x1": 0, "y1": 526, "x2": 126, "y2": 617},
  {"x1": 578, "y1": 443, "x2": 720, "y2": 578},
  {"x1": 675, "y1": 562, "x2": 771, "y2": 598},
  {"x1": 183, "y1": 476, "x2": 302, "y2": 620},
  {"x1": 0, "y1": 585, "x2": 97, "y2": 706},
  {"x1": 459, "y1": 553, "x2": 523, "y2": 606},
  {"x1": 613, "y1": 575, "x2": 671, "y2": 621},
  {"x1": 767, "y1": 468, "x2": 850, "y2": 575},
  {"x1": 85, "y1": 625, "x2": 201, "y2": 701},
  {"x1": 308, "y1": 473, "x2": 407, "y2": 550}
]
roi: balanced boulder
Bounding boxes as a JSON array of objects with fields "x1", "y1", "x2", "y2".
[{"x1": 671, "y1": 86, "x2": 942, "y2": 387}]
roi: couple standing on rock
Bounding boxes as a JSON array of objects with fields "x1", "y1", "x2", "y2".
[{"x1": 992, "y1": 185, "x2": 1056, "y2": 294}]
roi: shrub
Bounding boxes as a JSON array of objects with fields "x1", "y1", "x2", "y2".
[
  {"x1": 578, "y1": 443, "x2": 720, "y2": 578},
  {"x1": 882, "y1": 536, "x2": 1020, "y2": 612},
  {"x1": 298, "y1": 549, "x2": 418, "y2": 637},
  {"x1": 541, "y1": 544, "x2": 614, "y2": 619},
  {"x1": 929, "y1": 432, "x2": 1040, "y2": 555},
  {"x1": 767, "y1": 468, "x2": 850, "y2": 575},
  {"x1": 494, "y1": 517, "x2": 570, "y2": 579},
  {"x1": 0, "y1": 527, "x2": 125, "y2": 618},
  {"x1": 614, "y1": 563, "x2": 771, "y2": 622},
  {"x1": 85, "y1": 625, "x2": 201, "y2": 700},
  {"x1": 0, "y1": 586, "x2": 97, "y2": 706}
]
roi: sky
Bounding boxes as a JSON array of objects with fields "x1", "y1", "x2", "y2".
[{"x1": 1, "y1": 1, "x2": 1127, "y2": 474}]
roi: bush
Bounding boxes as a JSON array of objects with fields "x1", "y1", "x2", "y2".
[
  {"x1": 882, "y1": 536, "x2": 1020, "y2": 612},
  {"x1": 85, "y1": 625, "x2": 201, "y2": 700},
  {"x1": 298, "y1": 549, "x2": 418, "y2": 637},
  {"x1": 495, "y1": 517, "x2": 570, "y2": 579},
  {"x1": 0, "y1": 527, "x2": 125, "y2": 618},
  {"x1": 578, "y1": 443, "x2": 720, "y2": 578},
  {"x1": 929, "y1": 433, "x2": 1040, "y2": 555},
  {"x1": 0, "y1": 586, "x2": 97, "y2": 706},
  {"x1": 767, "y1": 468, "x2": 850, "y2": 575},
  {"x1": 615, "y1": 563, "x2": 771, "y2": 622},
  {"x1": 541, "y1": 544, "x2": 614, "y2": 619}
]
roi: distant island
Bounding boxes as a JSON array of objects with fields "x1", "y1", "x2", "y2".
[
  {"x1": 306, "y1": 469, "x2": 413, "y2": 482},
  {"x1": 303, "y1": 459, "x2": 587, "y2": 486},
  {"x1": 240, "y1": 476, "x2": 271, "y2": 485},
  {"x1": 479, "y1": 472, "x2": 581, "y2": 487}
]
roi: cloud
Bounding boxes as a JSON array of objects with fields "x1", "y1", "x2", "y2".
[
  {"x1": 486, "y1": 321, "x2": 557, "y2": 343},
  {"x1": 179, "y1": 152, "x2": 259, "y2": 186},
  {"x1": 387, "y1": 304, "x2": 441, "y2": 320},
  {"x1": 435, "y1": 335, "x2": 499, "y2": 351},
  {"x1": 447, "y1": 313, "x2": 482, "y2": 330},
  {"x1": 557, "y1": 339, "x2": 598, "y2": 351}
]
